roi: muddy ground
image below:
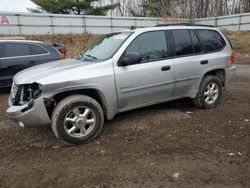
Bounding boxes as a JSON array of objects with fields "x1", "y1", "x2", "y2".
[{"x1": 0, "y1": 64, "x2": 249, "y2": 188}]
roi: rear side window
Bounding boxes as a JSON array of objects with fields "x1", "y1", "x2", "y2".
[
  {"x1": 190, "y1": 30, "x2": 202, "y2": 53},
  {"x1": 126, "y1": 31, "x2": 169, "y2": 63},
  {"x1": 5, "y1": 43, "x2": 32, "y2": 57},
  {"x1": 172, "y1": 30, "x2": 193, "y2": 56},
  {"x1": 30, "y1": 44, "x2": 48, "y2": 55},
  {"x1": 197, "y1": 29, "x2": 226, "y2": 52}
]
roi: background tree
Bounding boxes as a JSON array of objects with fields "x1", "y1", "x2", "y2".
[
  {"x1": 30, "y1": 0, "x2": 119, "y2": 15},
  {"x1": 29, "y1": 0, "x2": 250, "y2": 17},
  {"x1": 130, "y1": 0, "x2": 177, "y2": 17}
]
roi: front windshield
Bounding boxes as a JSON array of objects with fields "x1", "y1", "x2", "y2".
[{"x1": 74, "y1": 32, "x2": 132, "y2": 62}]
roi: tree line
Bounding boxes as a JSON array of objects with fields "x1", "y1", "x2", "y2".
[{"x1": 30, "y1": 0, "x2": 250, "y2": 18}]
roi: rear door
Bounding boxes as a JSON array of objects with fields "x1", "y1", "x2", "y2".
[
  {"x1": 114, "y1": 30, "x2": 175, "y2": 111},
  {"x1": 1, "y1": 42, "x2": 39, "y2": 87},
  {"x1": 170, "y1": 29, "x2": 205, "y2": 97},
  {"x1": 171, "y1": 29, "x2": 227, "y2": 97}
]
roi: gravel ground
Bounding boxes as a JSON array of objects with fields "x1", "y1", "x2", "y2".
[{"x1": 0, "y1": 64, "x2": 249, "y2": 188}]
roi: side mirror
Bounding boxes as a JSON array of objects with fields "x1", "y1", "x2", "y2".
[{"x1": 120, "y1": 52, "x2": 142, "y2": 66}]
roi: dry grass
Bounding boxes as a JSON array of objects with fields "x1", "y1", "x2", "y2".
[
  {"x1": 226, "y1": 31, "x2": 250, "y2": 57},
  {"x1": 25, "y1": 33, "x2": 99, "y2": 57}
]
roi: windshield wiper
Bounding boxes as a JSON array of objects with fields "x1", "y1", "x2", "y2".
[{"x1": 84, "y1": 54, "x2": 98, "y2": 61}]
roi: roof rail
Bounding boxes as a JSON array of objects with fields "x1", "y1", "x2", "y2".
[{"x1": 155, "y1": 23, "x2": 215, "y2": 28}]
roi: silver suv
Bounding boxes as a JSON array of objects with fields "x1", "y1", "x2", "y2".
[{"x1": 6, "y1": 24, "x2": 236, "y2": 145}]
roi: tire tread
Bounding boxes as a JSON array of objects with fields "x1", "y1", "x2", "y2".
[
  {"x1": 51, "y1": 95, "x2": 104, "y2": 145},
  {"x1": 193, "y1": 75, "x2": 222, "y2": 109}
]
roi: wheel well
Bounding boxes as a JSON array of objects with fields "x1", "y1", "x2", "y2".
[
  {"x1": 45, "y1": 89, "x2": 108, "y2": 119},
  {"x1": 204, "y1": 69, "x2": 225, "y2": 87}
]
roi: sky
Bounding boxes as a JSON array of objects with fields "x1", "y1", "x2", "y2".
[{"x1": 0, "y1": 0, "x2": 37, "y2": 13}]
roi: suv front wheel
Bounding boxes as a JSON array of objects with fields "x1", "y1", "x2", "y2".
[
  {"x1": 52, "y1": 95, "x2": 104, "y2": 145},
  {"x1": 193, "y1": 75, "x2": 223, "y2": 109}
]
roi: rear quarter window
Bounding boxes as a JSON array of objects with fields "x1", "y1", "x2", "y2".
[
  {"x1": 30, "y1": 44, "x2": 48, "y2": 55},
  {"x1": 197, "y1": 29, "x2": 226, "y2": 52}
]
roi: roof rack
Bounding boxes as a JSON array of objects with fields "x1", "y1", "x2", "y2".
[{"x1": 155, "y1": 23, "x2": 215, "y2": 28}]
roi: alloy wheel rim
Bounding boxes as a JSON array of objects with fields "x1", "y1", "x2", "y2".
[
  {"x1": 204, "y1": 82, "x2": 219, "y2": 105},
  {"x1": 64, "y1": 106, "x2": 96, "y2": 138}
]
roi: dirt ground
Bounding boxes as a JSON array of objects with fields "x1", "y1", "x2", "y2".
[{"x1": 0, "y1": 64, "x2": 249, "y2": 188}]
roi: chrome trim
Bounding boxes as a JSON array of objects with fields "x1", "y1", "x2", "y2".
[{"x1": 10, "y1": 83, "x2": 20, "y2": 103}]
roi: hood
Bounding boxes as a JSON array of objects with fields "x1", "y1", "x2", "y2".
[{"x1": 14, "y1": 59, "x2": 95, "y2": 85}]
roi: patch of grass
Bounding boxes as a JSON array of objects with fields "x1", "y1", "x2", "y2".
[
  {"x1": 25, "y1": 33, "x2": 99, "y2": 57},
  {"x1": 226, "y1": 31, "x2": 250, "y2": 57}
]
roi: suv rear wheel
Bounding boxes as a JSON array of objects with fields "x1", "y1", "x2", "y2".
[
  {"x1": 52, "y1": 95, "x2": 104, "y2": 145},
  {"x1": 193, "y1": 75, "x2": 223, "y2": 109}
]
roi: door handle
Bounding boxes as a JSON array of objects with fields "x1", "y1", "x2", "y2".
[
  {"x1": 161, "y1": 66, "x2": 171, "y2": 71},
  {"x1": 200, "y1": 60, "x2": 209, "y2": 65}
]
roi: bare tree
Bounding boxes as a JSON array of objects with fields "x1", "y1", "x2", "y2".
[{"x1": 100, "y1": 0, "x2": 250, "y2": 18}]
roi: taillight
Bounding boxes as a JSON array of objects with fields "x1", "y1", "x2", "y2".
[
  {"x1": 58, "y1": 48, "x2": 66, "y2": 60},
  {"x1": 52, "y1": 43, "x2": 66, "y2": 60},
  {"x1": 231, "y1": 49, "x2": 235, "y2": 64},
  {"x1": 59, "y1": 48, "x2": 66, "y2": 56}
]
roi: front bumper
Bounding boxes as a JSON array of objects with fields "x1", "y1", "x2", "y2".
[
  {"x1": 6, "y1": 97, "x2": 51, "y2": 128},
  {"x1": 225, "y1": 65, "x2": 236, "y2": 88}
]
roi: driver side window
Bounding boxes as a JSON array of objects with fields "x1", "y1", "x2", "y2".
[{"x1": 126, "y1": 31, "x2": 169, "y2": 63}]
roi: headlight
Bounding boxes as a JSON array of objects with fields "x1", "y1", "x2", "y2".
[{"x1": 10, "y1": 83, "x2": 42, "y2": 106}]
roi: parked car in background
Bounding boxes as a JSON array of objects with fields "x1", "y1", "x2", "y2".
[
  {"x1": 0, "y1": 39, "x2": 66, "y2": 88},
  {"x1": 6, "y1": 24, "x2": 236, "y2": 145}
]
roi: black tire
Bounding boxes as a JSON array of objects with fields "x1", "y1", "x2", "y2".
[
  {"x1": 193, "y1": 75, "x2": 223, "y2": 109},
  {"x1": 51, "y1": 95, "x2": 104, "y2": 145}
]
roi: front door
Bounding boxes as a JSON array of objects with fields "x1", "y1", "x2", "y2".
[{"x1": 114, "y1": 30, "x2": 175, "y2": 111}]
